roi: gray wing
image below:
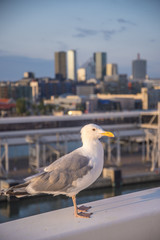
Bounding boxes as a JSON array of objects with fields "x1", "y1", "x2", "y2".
[
  {"x1": 28, "y1": 151, "x2": 92, "y2": 193},
  {"x1": 44, "y1": 149, "x2": 82, "y2": 172}
]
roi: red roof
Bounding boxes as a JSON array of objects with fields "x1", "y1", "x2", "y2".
[
  {"x1": 0, "y1": 98, "x2": 10, "y2": 103},
  {"x1": 0, "y1": 99, "x2": 16, "y2": 110}
]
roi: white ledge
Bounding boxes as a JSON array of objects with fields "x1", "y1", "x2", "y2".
[{"x1": 0, "y1": 187, "x2": 160, "y2": 240}]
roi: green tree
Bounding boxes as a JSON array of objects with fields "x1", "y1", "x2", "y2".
[
  {"x1": 16, "y1": 98, "x2": 26, "y2": 115},
  {"x1": 37, "y1": 100, "x2": 46, "y2": 115},
  {"x1": 45, "y1": 104, "x2": 53, "y2": 114},
  {"x1": 76, "y1": 103, "x2": 85, "y2": 112}
]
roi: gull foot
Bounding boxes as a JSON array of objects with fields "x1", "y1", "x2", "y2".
[
  {"x1": 78, "y1": 205, "x2": 92, "y2": 213},
  {"x1": 75, "y1": 212, "x2": 93, "y2": 218}
]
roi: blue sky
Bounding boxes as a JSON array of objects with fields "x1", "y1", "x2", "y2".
[{"x1": 0, "y1": 0, "x2": 160, "y2": 80}]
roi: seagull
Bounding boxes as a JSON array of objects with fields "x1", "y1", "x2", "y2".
[{"x1": 1, "y1": 124, "x2": 114, "y2": 218}]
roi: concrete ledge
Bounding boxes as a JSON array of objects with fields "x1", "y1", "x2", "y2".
[{"x1": 0, "y1": 187, "x2": 160, "y2": 240}]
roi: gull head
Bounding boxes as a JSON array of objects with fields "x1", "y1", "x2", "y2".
[{"x1": 81, "y1": 124, "x2": 114, "y2": 143}]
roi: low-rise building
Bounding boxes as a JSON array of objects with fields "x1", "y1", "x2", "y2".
[
  {"x1": 76, "y1": 84, "x2": 95, "y2": 96},
  {"x1": 44, "y1": 94, "x2": 98, "y2": 113},
  {"x1": 0, "y1": 98, "x2": 16, "y2": 116},
  {"x1": 97, "y1": 87, "x2": 160, "y2": 110},
  {"x1": 30, "y1": 79, "x2": 76, "y2": 101},
  {"x1": 102, "y1": 74, "x2": 128, "y2": 94}
]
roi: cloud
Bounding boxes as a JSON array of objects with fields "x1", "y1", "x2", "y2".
[
  {"x1": 150, "y1": 39, "x2": 156, "y2": 43},
  {"x1": 101, "y1": 30, "x2": 116, "y2": 40},
  {"x1": 101, "y1": 26, "x2": 127, "y2": 40},
  {"x1": 119, "y1": 26, "x2": 127, "y2": 32},
  {"x1": 73, "y1": 25, "x2": 127, "y2": 41},
  {"x1": 117, "y1": 18, "x2": 136, "y2": 26},
  {"x1": 73, "y1": 28, "x2": 98, "y2": 38},
  {"x1": 75, "y1": 17, "x2": 83, "y2": 22}
]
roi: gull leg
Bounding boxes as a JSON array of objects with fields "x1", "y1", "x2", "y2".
[{"x1": 72, "y1": 195, "x2": 92, "y2": 218}]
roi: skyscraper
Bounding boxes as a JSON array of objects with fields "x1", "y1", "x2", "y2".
[
  {"x1": 81, "y1": 57, "x2": 95, "y2": 80},
  {"x1": 132, "y1": 53, "x2": 147, "y2": 79},
  {"x1": 106, "y1": 63, "x2": 118, "y2": 76},
  {"x1": 77, "y1": 68, "x2": 86, "y2": 82},
  {"x1": 54, "y1": 51, "x2": 66, "y2": 80},
  {"x1": 94, "y1": 52, "x2": 107, "y2": 80},
  {"x1": 67, "y1": 50, "x2": 77, "y2": 81}
]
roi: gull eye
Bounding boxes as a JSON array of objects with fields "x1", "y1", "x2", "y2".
[{"x1": 92, "y1": 128, "x2": 96, "y2": 131}]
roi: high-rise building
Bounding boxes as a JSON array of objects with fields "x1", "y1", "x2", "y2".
[
  {"x1": 94, "y1": 52, "x2": 107, "y2": 80},
  {"x1": 24, "y1": 72, "x2": 35, "y2": 79},
  {"x1": 54, "y1": 51, "x2": 66, "y2": 80},
  {"x1": 67, "y1": 50, "x2": 77, "y2": 81},
  {"x1": 132, "y1": 53, "x2": 147, "y2": 79},
  {"x1": 106, "y1": 63, "x2": 118, "y2": 76},
  {"x1": 77, "y1": 68, "x2": 86, "y2": 82},
  {"x1": 81, "y1": 57, "x2": 95, "y2": 80}
]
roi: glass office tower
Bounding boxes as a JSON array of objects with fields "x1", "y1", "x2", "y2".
[
  {"x1": 94, "y1": 52, "x2": 107, "y2": 80},
  {"x1": 55, "y1": 51, "x2": 67, "y2": 81}
]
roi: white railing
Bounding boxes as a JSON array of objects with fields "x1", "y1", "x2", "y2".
[{"x1": 0, "y1": 187, "x2": 160, "y2": 240}]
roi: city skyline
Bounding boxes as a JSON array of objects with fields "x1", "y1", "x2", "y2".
[{"x1": 0, "y1": 0, "x2": 160, "y2": 81}]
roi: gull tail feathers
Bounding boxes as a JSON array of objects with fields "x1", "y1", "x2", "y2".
[{"x1": 0, "y1": 182, "x2": 31, "y2": 198}]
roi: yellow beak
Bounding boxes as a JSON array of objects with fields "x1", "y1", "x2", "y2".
[{"x1": 101, "y1": 131, "x2": 114, "y2": 138}]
